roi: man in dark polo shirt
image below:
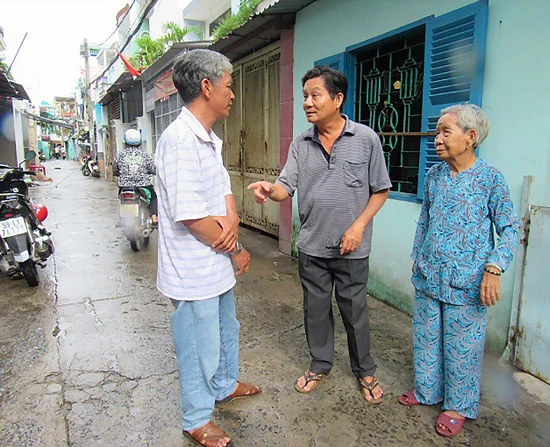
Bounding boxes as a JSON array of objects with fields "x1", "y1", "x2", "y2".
[{"x1": 248, "y1": 66, "x2": 391, "y2": 404}]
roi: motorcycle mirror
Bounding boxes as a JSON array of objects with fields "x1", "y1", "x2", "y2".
[
  {"x1": 25, "y1": 150, "x2": 37, "y2": 161},
  {"x1": 21, "y1": 151, "x2": 37, "y2": 165}
]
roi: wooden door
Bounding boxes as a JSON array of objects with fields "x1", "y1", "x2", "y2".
[
  {"x1": 222, "y1": 44, "x2": 281, "y2": 236},
  {"x1": 263, "y1": 50, "x2": 281, "y2": 235},
  {"x1": 224, "y1": 66, "x2": 243, "y2": 216},
  {"x1": 240, "y1": 46, "x2": 281, "y2": 236}
]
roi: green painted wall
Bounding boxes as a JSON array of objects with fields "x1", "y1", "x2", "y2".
[
  {"x1": 38, "y1": 140, "x2": 50, "y2": 159},
  {"x1": 67, "y1": 139, "x2": 76, "y2": 160},
  {"x1": 292, "y1": 0, "x2": 550, "y2": 352}
]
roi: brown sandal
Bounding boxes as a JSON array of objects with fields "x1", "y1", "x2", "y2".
[
  {"x1": 183, "y1": 421, "x2": 232, "y2": 447},
  {"x1": 358, "y1": 377, "x2": 384, "y2": 405},
  {"x1": 294, "y1": 369, "x2": 328, "y2": 394},
  {"x1": 217, "y1": 381, "x2": 261, "y2": 404}
]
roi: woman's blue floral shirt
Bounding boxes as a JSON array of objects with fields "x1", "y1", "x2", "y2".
[{"x1": 411, "y1": 158, "x2": 519, "y2": 305}]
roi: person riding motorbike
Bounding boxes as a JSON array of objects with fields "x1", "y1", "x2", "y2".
[{"x1": 112, "y1": 129, "x2": 158, "y2": 226}]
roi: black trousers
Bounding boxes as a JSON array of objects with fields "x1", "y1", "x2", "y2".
[{"x1": 298, "y1": 252, "x2": 376, "y2": 378}]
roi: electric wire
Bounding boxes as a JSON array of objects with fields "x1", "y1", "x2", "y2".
[
  {"x1": 96, "y1": 0, "x2": 137, "y2": 47},
  {"x1": 88, "y1": 0, "x2": 158, "y2": 88}
]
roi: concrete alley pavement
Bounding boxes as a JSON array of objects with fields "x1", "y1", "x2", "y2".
[{"x1": 0, "y1": 159, "x2": 549, "y2": 447}]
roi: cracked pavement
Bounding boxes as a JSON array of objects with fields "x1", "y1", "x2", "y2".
[{"x1": 0, "y1": 159, "x2": 549, "y2": 447}]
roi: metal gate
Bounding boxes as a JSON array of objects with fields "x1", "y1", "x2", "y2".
[
  {"x1": 222, "y1": 44, "x2": 281, "y2": 236},
  {"x1": 515, "y1": 205, "x2": 550, "y2": 384}
]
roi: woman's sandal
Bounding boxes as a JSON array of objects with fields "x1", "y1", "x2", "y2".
[
  {"x1": 183, "y1": 421, "x2": 232, "y2": 447},
  {"x1": 435, "y1": 412, "x2": 465, "y2": 437},
  {"x1": 294, "y1": 369, "x2": 327, "y2": 394},
  {"x1": 358, "y1": 377, "x2": 384, "y2": 405},
  {"x1": 398, "y1": 390, "x2": 420, "y2": 406}
]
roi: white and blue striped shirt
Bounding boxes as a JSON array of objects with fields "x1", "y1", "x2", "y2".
[{"x1": 155, "y1": 107, "x2": 235, "y2": 300}]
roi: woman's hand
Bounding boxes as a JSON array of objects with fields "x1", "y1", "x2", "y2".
[{"x1": 480, "y1": 270, "x2": 501, "y2": 306}]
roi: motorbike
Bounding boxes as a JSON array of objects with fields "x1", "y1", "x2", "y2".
[
  {"x1": 118, "y1": 187, "x2": 155, "y2": 252},
  {"x1": 81, "y1": 153, "x2": 100, "y2": 177},
  {"x1": 0, "y1": 151, "x2": 55, "y2": 287}
]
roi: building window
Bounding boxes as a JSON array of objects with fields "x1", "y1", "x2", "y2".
[
  {"x1": 153, "y1": 93, "x2": 183, "y2": 148},
  {"x1": 320, "y1": 0, "x2": 488, "y2": 200},
  {"x1": 122, "y1": 84, "x2": 143, "y2": 123},
  {"x1": 209, "y1": 9, "x2": 231, "y2": 36},
  {"x1": 354, "y1": 27, "x2": 425, "y2": 195},
  {"x1": 150, "y1": 111, "x2": 157, "y2": 152},
  {"x1": 183, "y1": 19, "x2": 205, "y2": 40}
]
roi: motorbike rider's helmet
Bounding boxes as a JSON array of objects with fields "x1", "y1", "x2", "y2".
[{"x1": 124, "y1": 129, "x2": 141, "y2": 147}]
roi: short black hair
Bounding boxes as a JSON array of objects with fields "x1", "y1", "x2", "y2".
[{"x1": 301, "y1": 66, "x2": 348, "y2": 109}]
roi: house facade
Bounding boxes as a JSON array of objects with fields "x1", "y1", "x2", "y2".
[
  {"x1": 94, "y1": 2, "x2": 151, "y2": 179},
  {"x1": 288, "y1": 0, "x2": 550, "y2": 378},
  {"x1": 90, "y1": 0, "x2": 549, "y2": 380}
]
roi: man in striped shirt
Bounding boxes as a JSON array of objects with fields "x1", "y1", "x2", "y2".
[
  {"x1": 249, "y1": 66, "x2": 391, "y2": 405},
  {"x1": 155, "y1": 49, "x2": 259, "y2": 447}
]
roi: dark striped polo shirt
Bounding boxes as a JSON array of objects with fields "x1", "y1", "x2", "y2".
[{"x1": 276, "y1": 116, "x2": 392, "y2": 259}]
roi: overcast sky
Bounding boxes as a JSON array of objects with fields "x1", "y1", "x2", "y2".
[{"x1": 2, "y1": 0, "x2": 129, "y2": 104}]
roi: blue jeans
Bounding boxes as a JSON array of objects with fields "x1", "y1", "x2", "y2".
[{"x1": 171, "y1": 289, "x2": 240, "y2": 431}]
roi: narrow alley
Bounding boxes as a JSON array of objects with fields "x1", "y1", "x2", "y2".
[{"x1": 0, "y1": 160, "x2": 548, "y2": 446}]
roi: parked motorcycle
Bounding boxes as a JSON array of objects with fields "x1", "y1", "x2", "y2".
[
  {"x1": 81, "y1": 153, "x2": 100, "y2": 177},
  {"x1": 118, "y1": 187, "x2": 155, "y2": 252},
  {"x1": 0, "y1": 151, "x2": 55, "y2": 287}
]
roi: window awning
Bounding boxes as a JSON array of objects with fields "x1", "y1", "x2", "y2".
[
  {"x1": 21, "y1": 110, "x2": 73, "y2": 129},
  {"x1": 99, "y1": 72, "x2": 138, "y2": 105},
  {"x1": 140, "y1": 41, "x2": 211, "y2": 85},
  {"x1": 0, "y1": 72, "x2": 30, "y2": 100},
  {"x1": 210, "y1": 0, "x2": 317, "y2": 61}
]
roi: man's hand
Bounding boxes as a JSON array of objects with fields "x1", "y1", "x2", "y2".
[
  {"x1": 231, "y1": 248, "x2": 251, "y2": 276},
  {"x1": 211, "y1": 213, "x2": 240, "y2": 253},
  {"x1": 338, "y1": 189, "x2": 388, "y2": 255},
  {"x1": 340, "y1": 223, "x2": 365, "y2": 255},
  {"x1": 480, "y1": 270, "x2": 501, "y2": 307},
  {"x1": 247, "y1": 181, "x2": 274, "y2": 204}
]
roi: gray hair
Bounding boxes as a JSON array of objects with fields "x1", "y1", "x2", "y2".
[
  {"x1": 172, "y1": 49, "x2": 233, "y2": 104},
  {"x1": 440, "y1": 103, "x2": 490, "y2": 149}
]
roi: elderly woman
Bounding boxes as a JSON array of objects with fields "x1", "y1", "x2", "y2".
[{"x1": 399, "y1": 104, "x2": 519, "y2": 437}]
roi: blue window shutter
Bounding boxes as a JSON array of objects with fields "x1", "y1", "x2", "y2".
[
  {"x1": 314, "y1": 52, "x2": 354, "y2": 117},
  {"x1": 417, "y1": 0, "x2": 488, "y2": 200},
  {"x1": 315, "y1": 53, "x2": 345, "y2": 71}
]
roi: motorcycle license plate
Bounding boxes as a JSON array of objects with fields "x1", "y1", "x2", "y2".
[
  {"x1": 120, "y1": 204, "x2": 139, "y2": 218},
  {"x1": 0, "y1": 216, "x2": 27, "y2": 238}
]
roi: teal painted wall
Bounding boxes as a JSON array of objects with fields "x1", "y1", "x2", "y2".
[
  {"x1": 38, "y1": 140, "x2": 50, "y2": 159},
  {"x1": 67, "y1": 139, "x2": 76, "y2": 160},
  {"x1": 292, "y1": 0, "x2": 550, "y2": 352}
]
